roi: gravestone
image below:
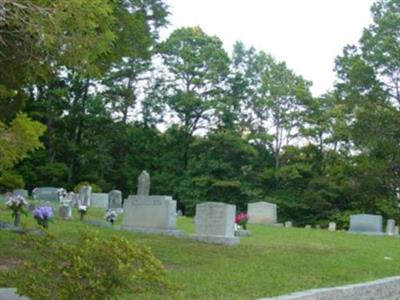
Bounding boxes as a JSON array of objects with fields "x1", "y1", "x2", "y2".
[
  {"x1": 348, "y1": 214, "x2": 383, "y2": 235},
  {"x1": 79, "y1": 185, "x2": 92, "y2": 207},
  {"x1": 123, "y1": 195, "x2": 179, "y2": 235},
  {"x1": 108, "y1": 190, "x2": 122, "y2": 209},
  {"x1": 193, "y1": 202, "x2": 239, "y2": 245},
  {"x1": 328, "y1": 222, "x2": 336, "y2": 232},
  {"x1": 315, "y1": 224, "x2": 321, "y2": 229},
  {"x1": 285, "y1": 221, "x2": 293, "y2": 228},
  {"x1": 137, "y1": 170, "x2": 150, "y2": 195},
  {"x1": 247, "y1": 201, "x2": 277, "y2": 224},
  {"x1": 395, "y1": 226, "x2": 399, "y2": 236},
  {"x1": 12, "y1": 189, "x2": 28, "y2": 198},
  {"x1": 305, "y1": 224, "x2": 311, "y2": 229},
  {"x1": 91, "y1": 193, "x2": 108, "y2": 208},
  {"x1": 59, "y1": 204, "x2": 72, "y2": 220},
  {"x1": 386, "y1": 219, "x2": 396, "y2": 236},
  {"x1": 32, "y1": 187, "x2": 60, "y2": 201}
]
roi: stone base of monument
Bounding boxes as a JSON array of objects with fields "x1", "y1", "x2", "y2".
[
  {"x1": 192, "y1": 235, "x2": 240, "y2": 246},
  {"x1": 235, "y1": 229, "x2": 251, "y2": 237},
  {"x1": 85, "y1": 220, "x2": 183, "y2": 237},
  {"x1": 120, "y1": 225, "x2": 182, "y2": 237}
]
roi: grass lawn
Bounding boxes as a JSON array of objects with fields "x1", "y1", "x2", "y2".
[{"x1": 0, "y1": 203, "x2": 400, "y2": 299}]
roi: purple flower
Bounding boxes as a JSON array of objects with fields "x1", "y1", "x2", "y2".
[{"x1": 32, "y1": 206, "x2": 53, "y2": 220}]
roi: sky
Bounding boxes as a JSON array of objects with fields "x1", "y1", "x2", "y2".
[{"x1": 160, "y1": 0, "x2": 375, "y2": 96}]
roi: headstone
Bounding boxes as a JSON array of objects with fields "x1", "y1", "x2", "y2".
[
  {"x1": 328, "y1": 222, "x2": 336, "y2": 232},
  {"x1": 108, "y1": 190, "x2": 122, "y2": 209},
  {"x1": 315, "y1": 224, "x2": 321, "y2": 229},
  {"x1": 247, "y1": 201, "x2": 277, "y2": 224},
  {"x1": 193, "y1": 202, "x2": 239, "y2": 245},
  {"x1": 285, "y1": 221, "x2": 292, "y2": 228},
  {"x1": 123, "y1": 195, "x2": 179, "y2": 235},
  {"x1": 395, "y1": 226, "x2": 399, "y2": 236},
  {"x1": 12, "y1": 189, "x2": 28, "y2": 198},
  {"x1": 305, "y1": 224, "x2": 311, "y2": 229},
  {"x1": 59, "y1": 204, "x2": 72, "y2": 220},
  {"x1": 91, "y1": 193, "x2": 108, "y2": 208},
  {"x1": 79, "y1": 185, "x2": 92, "y2": 207},
  {"x1": 348, "y1": 214, "x2": 383, "y2": 235},
  {"x1": 386, "y1": 219, "x2": 396, "y2": 236},
  {"x1": 32, "y1": 187, "x2": 60, "y2": 201},
  {"x1": 137, "y1": 170, "x2": 150, "y2": 195}
]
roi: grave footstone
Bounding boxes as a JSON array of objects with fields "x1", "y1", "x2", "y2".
[
  {"x1": 348, "y1": 214, "x2": 383, "y2": 235},
  {"x1": 122, "y1": 195, "x2": 180, "y2": 235},
  {"x1": 247, "y1": 201, "x2": 277, "y2": 224},
  {"x1": 305, "y1": 224, "x2": 311, "y2": 229},
  {"x1": 91, "y1": 193, "x2": 108, "y2": 208},
  {"x1": 328, "y1": 222, "x2": 336, "y2": 232},
  {"x1": 386, "y1": 219, "x2": 396, "y2": 236},
  {"x1": 193, "y1": 202, "x2": 239, "y2": 245},
  {"x1": 285, "y1": 221, "x2": 292, "y2": 228},
  {"x1": 137, "y1": 170, "x2": 150, "y2": 195},
  {"x1": 108, "y1": 190, "x2": 122, "y2": 209}
]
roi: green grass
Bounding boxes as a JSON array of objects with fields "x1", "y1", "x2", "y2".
[{"x1": 1, "y1": 204, "x2": 400, "y2": 299}]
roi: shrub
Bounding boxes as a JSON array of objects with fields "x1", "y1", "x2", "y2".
[
  {"x1": 0, "y1": 172, "x2": 24, "y2": 193},
  {"x1": 9, "y1": 231, "x2": 172, "y2": 300},
  {"x1": 73, "y1": 182, "x2": 102, "y2": 193}
]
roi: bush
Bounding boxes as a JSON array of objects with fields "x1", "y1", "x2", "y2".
[
  {"x1": 73, "y1": 181, "x2": 102, "y2": 193},
  {"x1": 9, "y1": 231, "x2": 172, "y2": 300},
  {"x1": 0, "y1": 172, "x2": 24, "y2": 193}
]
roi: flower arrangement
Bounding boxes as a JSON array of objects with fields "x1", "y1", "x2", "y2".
[
  {"x1": 104, "y1": 210, "x2": 118, "y2": 225},
  {"x1": 235, "y1": 212, "x2": 249, "y2": 230},
  {"x1": 32, "y1": 206, "x2": 53, "y2": 229},
  {"x1": 78, "y1": 205, "x2": 87, "y2": 221},
  {"x1": 5, "y1": 194, "x2": 28, "y2": 227}
]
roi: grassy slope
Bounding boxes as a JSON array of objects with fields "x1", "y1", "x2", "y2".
[{"x1": 0, "y1": 204, "x2": 400, "y2": 299}]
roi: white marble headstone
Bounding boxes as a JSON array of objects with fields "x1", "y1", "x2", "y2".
[
  {"x1": 247, "y1": 201, "x2": 277, "y2": 224},
  {"x1": 194, "y1": 202, "x2": 239, "y2": 245}
]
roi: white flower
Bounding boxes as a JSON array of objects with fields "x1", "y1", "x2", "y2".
[{"x1": 78, "y1": 205, "x2": 87, "y2": 212}]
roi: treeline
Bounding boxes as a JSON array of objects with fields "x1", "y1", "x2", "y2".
[{"x1": 1, "y1": 0, "x2": 400, "y2": 226}]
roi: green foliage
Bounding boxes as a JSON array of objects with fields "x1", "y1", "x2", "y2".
[
  {"x1": 10, "y1": 231, "x2": 172, "y2": 300},
  {"x1": 73, "y1": 182, "x2": 102, "y2": 193},
  {"x1": 0, "y1": 113, "x2": 46, "y2": 172},
  {"x1": 0, "y1": 172, "x2": 24, "y2": 193}
]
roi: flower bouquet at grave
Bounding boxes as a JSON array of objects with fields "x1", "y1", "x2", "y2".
[
  {"x1": 32, "y1": 206, "x2": 53, "y2": 229},
  {"x1": 235, "y1": 212, "x2": 249, "y2": 230},
  {"x1": 5, "y1": 194, "x2": 28, "y2": 227},
  {"x1": 104, "y1": 209, "x2": 118, "y2": 225},
  {"x1": 78, "y1": 205, "x2": 87, "y2": 221}
]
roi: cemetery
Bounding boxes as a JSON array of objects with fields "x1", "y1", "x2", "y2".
[{"x1": 1, "y1": 0, "x2": 400, "y2": 299}]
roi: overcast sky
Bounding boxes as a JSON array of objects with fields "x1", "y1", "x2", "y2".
[{"x1": 160, "y1": 0, "x2": 375, "y2": 96}]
